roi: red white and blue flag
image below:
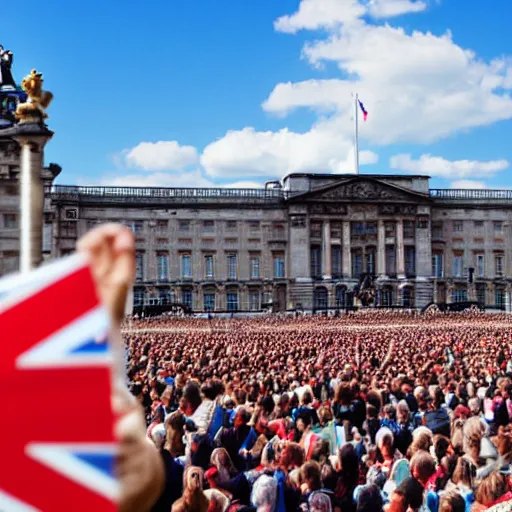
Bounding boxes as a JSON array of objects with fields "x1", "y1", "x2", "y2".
[
  {"x1": 0, "y1": 255, "x2": 117, "y2": 511},
  {"x1": 358, "y1": 99, "x2": 368, "y2": 122}
]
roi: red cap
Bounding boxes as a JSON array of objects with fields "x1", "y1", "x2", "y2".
[{"x1": 454, "y1": 405, "x2": 470, "y2": 418}]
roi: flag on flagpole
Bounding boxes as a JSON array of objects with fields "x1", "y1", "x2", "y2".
[
  {"x1": 358, "y1": 99, "x2": 368, "y2": 122},
  {"x1": 0, "y1": 254, "x2": 118, "y2": 511}
]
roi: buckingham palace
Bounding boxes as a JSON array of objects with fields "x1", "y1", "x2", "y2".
[{"x1": 1, "y1": 136, "x2": 512, "y2": 312}]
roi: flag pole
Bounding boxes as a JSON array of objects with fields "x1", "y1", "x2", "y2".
[{"x1": 354, "y1": 92, "x2": 360, "y2": 175}]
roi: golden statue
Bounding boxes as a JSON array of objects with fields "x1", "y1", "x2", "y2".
[{"x1": 15, "y1": 69, "x2": 53, "y2": 124}]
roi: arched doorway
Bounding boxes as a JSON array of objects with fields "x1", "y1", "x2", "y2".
[{"x1": 313, "y1": 287, "x2": 328, "y2": 311}]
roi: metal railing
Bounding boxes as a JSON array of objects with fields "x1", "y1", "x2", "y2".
[
  {"x1": 430, "y1": 189, "x2": 512, "y2": 200},
  {"x1": 48, "y1": 185, "x2": 284, "y2": 203}
]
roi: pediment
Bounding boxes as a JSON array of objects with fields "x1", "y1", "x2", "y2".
[{"x1": 292, "y1": 177, "x2": 430, "y2": 204}]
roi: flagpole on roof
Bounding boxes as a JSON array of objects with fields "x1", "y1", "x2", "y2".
[{"x1": 353, "y1": 92, "x2": 360, "y2": 175}]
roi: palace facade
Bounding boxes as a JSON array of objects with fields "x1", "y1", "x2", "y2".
[{"x1": 1, "y1": 137, "x2": 512, "y2": 312}]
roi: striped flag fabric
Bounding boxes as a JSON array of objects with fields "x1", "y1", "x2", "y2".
[{"x1": 0, "y1": 255, "x2": 118, "y2": 511}]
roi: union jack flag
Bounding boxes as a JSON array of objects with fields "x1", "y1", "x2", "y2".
[{"x1": 0, "y1": 255, "x2": 118, "y2": 511}]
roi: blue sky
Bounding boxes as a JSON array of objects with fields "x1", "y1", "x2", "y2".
[{"x1": 3, "y1": 0, "x2": 512, "y2": 190}]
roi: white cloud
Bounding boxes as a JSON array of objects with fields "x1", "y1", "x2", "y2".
[
  {"x1": 123, "y1": 141, "x2": 198, "y2": 171},
  {"x1": 368, "y1": 0, "x2": 427, "y2": 18},
  {"x1": 450, "y1": 180, "x2": 488, "y2": 189},
  {"x1": 266, "y1": 2, "x2": 512, "y2": 146},
  {"x1": 389, "y1": 153, "x2": 509, "y2": 178},
  {"x1": 274, "y1": 0, "x2": 428, "y2": 34},
  {"x1": 200, "y1": 126, "x2": 378, "y2": 178},
  {"x1": 224, "y1": 180, "x2": 264, "y2": 189},
  {"x1": 274, "y1": 0, "x2": 365, "y2": 34},
  {"x1": 90, "y1": 170, "x2": 213, "y2": 188}
]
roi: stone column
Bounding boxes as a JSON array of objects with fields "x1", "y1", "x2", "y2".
[
  {"x1": 15, "y1": 129, "x2": 53, "y2": 273},
  {"x1": 342, "y1": 221, "x2": 351, "y2": 277},
  {"x1": 378, "y1": 220, "x2": 386, "y2": 276},
  {"x1": 322, "y1": 220, "x2": 332, "y2": 279},
  {"x1": 396, "y1": 219, "x2": 405, "y2": 278}
]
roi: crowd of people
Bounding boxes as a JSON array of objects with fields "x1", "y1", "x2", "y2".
[{"x1": 122, "y1": 311, "x2": 512, "y2": 512}]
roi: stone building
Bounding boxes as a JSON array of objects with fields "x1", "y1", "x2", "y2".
[{"x1": 1, "y1": 138, "x2": 512, "y2": 312}]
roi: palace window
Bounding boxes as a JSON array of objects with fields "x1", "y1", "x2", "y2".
[
  {"x1": 336, "y1": 287, "x2": 347, "y2": 308},
  {"x1": 227, "y1": 254, "x2": 237, "y2": 280},
  {"x1": 495, "y1": 287, "x2": 506, "y2": 308},
  {"x1": 179, "y1": 220, "x2": 190, "y2": 232},
  {"x1": 182, "y1": 289, "x2": 193, "y2": 308},
  {"x1": 405, "y1": 246, "x2": 416, "y2": 276},
  {"x1": 226, "y1": 291, "x2": 239, "y2": 312},
  {"x1": 159, "y1": 289, "x2": 173, "y2": 305},
  {"x1": 494, "y1": 221, "x2": 504, "y2": 235},
  {"x1": 330, "y1": 224, "x2": 341, "y2": 239},
  {"x1": 202, "y1": 220, "x2": 215, "y2": 233},
  {"x1": 381, "y1": 287, "x2": 394, "y2": 307},
  {"x1": 204, "y1": 254, "x2": 214, "y2": 279},
  {"x1": 431, "y1": 222, "x2": 443, "y2": 240},
  {"x1": 249, "y1": 290, "x2": 261, "y2": 311},
  {"x1": 226, "y1": 220, "x2": 237, "y2": 231},
  {"x1": 181, "y1": 254, "x2": 192, "y2": 279},
  {"x1": 495, "y1": 254, "x2": 504, "y2": 277},
  {"x1": 311, "y1": 246, "x2": 322, "y2": 278},
  {"x1": 452, "y1": 288, "x2": 468, "y2": 303},
  {"x1": 452, "y1": 288, "x2": 468, "y2": 302},
  {"x1": 310, "y1": 222, "x2": 322, "y2": 238},
  {"x1": 351, "y1": 249, "x2": 363, "y2": 279},
  {"x1": 60, "y1": 221, "x2": 77, "y2": 237},
  {"x1": 385, "y1": 246, "x2": 396, "y2": 276},
  {"x1": 157, "y1": 253, "x2": 169, "y2": 281},
  {"x1": 3, "y1": 213, "x2": 18, "y2": 229},
  {"x1": 250, "y1": 254, "x2": 260, "y2": 279},
  {"x1": 204, "y1": 291, "x2": 216, "y2": 312},
  {"x1": 313, "y1": 287, "x2": 328, "y2": 310},
  {"x1": 385, "y1": 222, "x2": 396, "y2": 237},
  {"x1": 273, "y1": 253, "x2": 285, "y2": 278},
  {"x1": 366, "y1": 247, "x2": 376, "y2": 274},
  {"x1": 432, "y1": 253, "x2": 444, "y2": 278},
  {"x1": 136, "y1": 253, "x2": 144, "y2": 281},
  {"x1": 248, "y1": 221, "x2": 260, "y2": 233},
  {"x1": 156, "y1": 220, "x2": 168, "y2": 233},
  {"x1": 476, "y1": 254, "x2": 485, "y2": 278},
  {"x1": 332, "y1": 246, "x2": 342, "y2": 278},
  {"x1": 452, "y1": 253, "x2": 463, "y2": 278},
  {"x1": 453, "y1": 221, "x2": 463, "y2": 233},
  {"x1": 403, "y1": 221, "x2": 415, "y2": 239},
  {"x1": 134, "y1": 289, "x2": 145, "y2": 306}
]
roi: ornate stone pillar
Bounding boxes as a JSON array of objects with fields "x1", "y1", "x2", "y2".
[
  {"x1": 397, "y1": 219, "x2": 405, "y2": 278},
  {"x1": 378, "y1": 219, "x2": 386, "y2": 276},
  {"x1": 322, "y1": 220, "x2": 332, "y2": 279},
  {"x1": 6, "y1": 127, "x2": 54, "y2": 272},
  {"x1": 342, "y1": 221, "x2": 351, "y2": 278}
]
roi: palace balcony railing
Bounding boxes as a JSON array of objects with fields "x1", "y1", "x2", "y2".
[
  {"x1": 47, "y1": 185, "x2": 285, "y2": 204},
  {"x1": 430, "y1": 189, "x2": 512, "y2": 201}
]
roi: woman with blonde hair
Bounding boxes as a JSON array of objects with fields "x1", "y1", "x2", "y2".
[
  {"x1": 210, "y1": 448, "x2": 237, "y2": 484},
  {"x1": 473, "y1": 472, "x2": 512, "y2": 512}
]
